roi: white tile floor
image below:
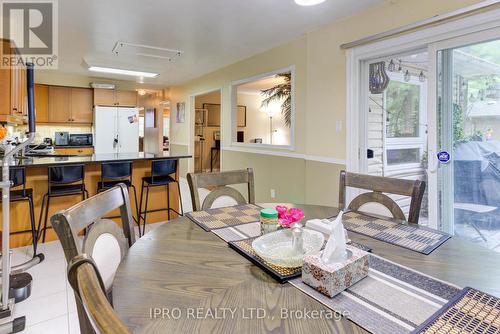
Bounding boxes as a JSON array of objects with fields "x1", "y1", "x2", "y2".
[{"x1": 10, "y1": 222, "x2": 165, "y2": 334}]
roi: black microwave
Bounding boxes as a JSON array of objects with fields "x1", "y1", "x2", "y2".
[{"x1": 69, "y1": 133, "x2": 93, "y2": 146}]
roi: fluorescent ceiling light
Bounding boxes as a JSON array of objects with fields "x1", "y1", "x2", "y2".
[
  {"x1": 295, "y1": 0, "x2": 326, "y2": 6},
  {"x1": 88, "y1": 66, "x2": 159, "y2": 78}
]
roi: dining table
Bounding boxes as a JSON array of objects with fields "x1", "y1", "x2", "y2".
[{"x1": 112, "y1": 203, "x2": 500, "y2": 333}]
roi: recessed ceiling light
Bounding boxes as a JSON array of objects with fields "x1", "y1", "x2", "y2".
[
  {"x1": 294, "y1": 0, "x2": 326, "y2": 6},
  {"x1": 88, "y1": 66, "x2": 159, "y2": 78}
]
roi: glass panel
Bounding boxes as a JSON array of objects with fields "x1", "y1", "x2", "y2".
[
  {"x1": 364, "y1": 50, "x2": 429, "y2": 225},
  {"x1": 386, "y1": 81, "x2": 420, "y2": 138},
  {"x1": 386, "y1": 148, "x2": 420, "y2": 165},
  {"x1": 438, "y1": 39, "x2": 500, "y2": 251}
]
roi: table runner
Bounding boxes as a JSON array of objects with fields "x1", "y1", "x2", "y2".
[
  {"x1": 412, "y1": 287, "x2": 500, "y2": 334},
  {"x1": 289, "y1": 254, "x2": 462, "y2": 334},
  {"x1": 341, "y1": 211, "x2": 451, "y2": 255},
  {"x1": 185, "y1": 204, "x2": 261, "y2": 231}
]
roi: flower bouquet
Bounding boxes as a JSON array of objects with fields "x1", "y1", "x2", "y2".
[{"x1": 275, "y1": 205, "x2": 305, "y2": 229}]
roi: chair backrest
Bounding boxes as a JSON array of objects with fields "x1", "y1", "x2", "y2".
[
  {"x1": 187, "y1": 168, "x2": 255, "y2": 211},
  {"x1": 101, "y1": 161, "x2": 133, "y2": 180},
  {"x1": 51, "y1": 184, "x2": 135, "y2": 287},
  {"x1": 67, "y1": 254, "x2": 132, "y2": 334},
  {"x1": 152, "y1": 159, "x2": 176, "y2": 176},
  {"x1": 9, "y1": 167, "x2": 26, "y2": 189},
  {"x1": 52, "y1": 184, "x2": 136, "y2": 334},
  {"x1": 49, "y1": 164, "x2": 85, "y2": 184},
  {"x1": 339, "y1": 170, "x2": 426, "y2": 224}
]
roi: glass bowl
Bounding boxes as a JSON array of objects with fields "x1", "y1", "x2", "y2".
[{"x1": 252, "y1": 229, "x2": 324, "y2": 268}]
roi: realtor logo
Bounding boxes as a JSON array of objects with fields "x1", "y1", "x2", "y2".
[{"x1": 1, "y1": 0, "x2": 58, "y2": 68}]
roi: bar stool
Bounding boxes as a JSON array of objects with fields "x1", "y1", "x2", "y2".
[
  {"x1": 1, "y1": 167, "x2": 38, "y2": 255},
  {"x1": 139, "y1": 159, "x2": 183, "y2": 236},
  {"x1": 97, "y1": 161, "x2": 140, "y2": 230},
  {"x1": 38, "y1": 164, "x2": 89, "y2": 242}
]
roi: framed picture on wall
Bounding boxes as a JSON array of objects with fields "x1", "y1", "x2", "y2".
[
  {"x1": 203, "y1": 103, "x2": 246, "y2": 127},
  {"x1": 176, "y1": 102, "x2": 186, "y2": 123}
]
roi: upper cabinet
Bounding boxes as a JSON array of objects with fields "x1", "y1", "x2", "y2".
[
  {"x1": 71, "y1": 88, "x2": 93, "y2": 123},
  {"x1": 48, "y1": 86, "x2": 93, "y2": 124},
  {"x1": 34, "y1": 84, "x2": 49, "y2": 123},
  {"x1": 94, "y1": 89, "x2": 137, "y2": 107},
  {"x1": 0, "y1": 39, "x2": 27, "y2": 125}
]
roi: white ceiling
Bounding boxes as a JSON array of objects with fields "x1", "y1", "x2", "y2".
[{"x1": 52, "y1": 0, "x2": 384, "y2": 87}]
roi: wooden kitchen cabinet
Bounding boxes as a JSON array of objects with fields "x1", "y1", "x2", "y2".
[
  {"x1": 34, "y1": 84, "x2": 49, "y2": 122},
  {"x1": 94, "y1": 89, "x2": 137, "y2": 107},
  {"x1": 116, "y1": 90, "x2": 137, "y2": 106},
  {"x1": 0, "y1": 39, "x2": 27, "y2": 124},
  {"x1": 48, "y1": 86, "x2": 71, "y2": 123},
  {"x1": 48, "y1": 86, "x2": 93, "y2": 124},
  {"x1": 70, "y1": 88, "x2": 93, "y2": 123}
]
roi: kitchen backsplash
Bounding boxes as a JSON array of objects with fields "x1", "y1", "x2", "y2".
[{"x1": 13, "y1": 124, "x2": 93, "y2": 143}]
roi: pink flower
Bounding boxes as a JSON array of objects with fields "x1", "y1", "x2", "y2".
[
  {"x1": 289, "y1": 208, "x2": 305, "y2": 221},
  {"x1": 276, "y1": 205, "x2": 288, "y2": 219},
  {"x1": 279, "y1": 216, "x2": 294, "y2": 227},
  {"x1": 275, "y1": 206, "x2": 305, "y2": 228}
]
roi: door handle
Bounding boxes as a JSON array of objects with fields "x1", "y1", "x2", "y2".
[{"x1": 428, "y1": 151, "x2": 438, "y2": 174}]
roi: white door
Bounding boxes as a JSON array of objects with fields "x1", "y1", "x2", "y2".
[
  {"x1": 429, "y1": 28, "x2": 500, "y2": 249},
  {"x1": 94, "y1": 106, "x2": 118, "y2": 154},
  {"x1": 117, "y1": 108, "x2": 139, "y2": 153}
]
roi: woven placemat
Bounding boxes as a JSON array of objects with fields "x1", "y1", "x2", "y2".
[
  {"x1": 186, "y1": 204, "x2": 262, "y2": 231},
  {"x1": 228, "y1": 236, "x2": 372, "y2": 284},
  {"x1": 342, "y1": 211, "x2": 451, "y2": 255},
  {"x1": 412, "y1": 287, "x2": 500, "y2": 334},
  {"x1": 229, "y1": 237, "x2": 301, "y2": 284}
]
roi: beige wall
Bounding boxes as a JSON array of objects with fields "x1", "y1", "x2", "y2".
[{"x1": 169, "y1": 0, "x2": 484, "y2": 205}]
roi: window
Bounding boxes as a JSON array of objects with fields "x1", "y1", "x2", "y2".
[
  {"x1": 384, "y1": 72, "x2": 427, "y2": 169},
  {"x1": 231, "y1": 67, "x2": 295, "y2": 148}
]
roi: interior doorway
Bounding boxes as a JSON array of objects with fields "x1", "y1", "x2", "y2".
[{"x1": 193, "y1": 90, "x2": 222, "y2": 173}]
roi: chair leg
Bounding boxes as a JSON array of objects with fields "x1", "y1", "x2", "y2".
[
  {"x1": 138, "y1": 180, "x2": 145, "y2": 237},
  {"x1": 84, "y1": 188, "x2": 89, "y2": 200},
  {"x1": 167, "y1": 183, "x2": 171, "y2": 221},
  {"x1": 27, "y1": 195, "x2": 38, "y2": 256},
  {"x1": 142, "y1": 185, "x2": 150, "y2": 236},
  {"x1": 130, "y1": 184, "x2": 141, "y2": 230},
  {"x1": 37, "y1": 193, "x2": 48, "y2": 243},
  {"x1": 177, "y1": 181, "x2": 184, "y2": 216},
  {"x1": 42, "y1": 195, "x2": 51, "y2": 243}
]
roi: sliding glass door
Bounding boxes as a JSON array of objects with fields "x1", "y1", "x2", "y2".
[{"x1": 431, "y1": 29, "x2": 500, "y2": 251}]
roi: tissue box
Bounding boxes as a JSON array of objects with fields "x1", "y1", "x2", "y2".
[{"x1": 302, "y1": 245, "x2": 369, "y2": 298}]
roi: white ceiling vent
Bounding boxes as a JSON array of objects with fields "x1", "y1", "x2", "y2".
[{"x1": 112, "y1": 41, "x2": 183, "y2": 62}]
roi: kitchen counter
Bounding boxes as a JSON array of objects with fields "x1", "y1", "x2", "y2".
[
  {"x1": 6, "y1": 151, "x2": 191, "y2": 248},
  {"x1": 14, "y1": 151, "x2": 192, "y2": 167}
]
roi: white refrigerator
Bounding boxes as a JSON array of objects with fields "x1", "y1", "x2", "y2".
[{"x1": 94, "y1": 106, "x2": 140, "y2": 154}]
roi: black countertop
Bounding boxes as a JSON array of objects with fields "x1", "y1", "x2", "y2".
[{"x1": 11, "y1": 151, "x2": 191, "y2": 167}]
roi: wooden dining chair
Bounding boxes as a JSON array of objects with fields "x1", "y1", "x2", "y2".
[
  {"x1": 187, "y1": 168, "x2": 255, "y2": 211},
  {"x1": 67, "y1": 254, "x2": 132, "y2": 334},
  {"x1": 339, "y1": 170, "x2": 426, "y2": 224},
  {"x1": 51, "y1": 184, "x2": 136, "y2": 334}
]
